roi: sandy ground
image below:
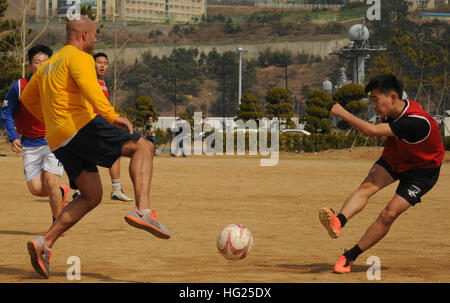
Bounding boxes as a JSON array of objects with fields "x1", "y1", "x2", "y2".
[{"x1": 0, "y1": 143, "x2": 449, "y2": 283}]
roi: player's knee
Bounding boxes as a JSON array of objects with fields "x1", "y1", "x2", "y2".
[
  {"x1": 356, "y1": 182, "x2": 378, "y2": 198},
  {"x1": 28, "y1": 186, "x2": 45, "y2": 197},
  {"x1": 379, "y1": 207, "x2": 399, "y2": 225},
  {"x1": 86, "y1": 193, "x2": 102, "y2": 209},
  {"x1": 137, "y1": 137, "x2": 154, "y2": 155},
  {"x1": 122, "y1": 138, "x2": 153, "y2": 157},
  {"x1": 82, "y1": 188, "x2": 103, "y2": 209}
]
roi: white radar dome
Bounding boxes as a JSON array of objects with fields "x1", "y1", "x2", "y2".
[
  {"x1": 322, "y1": 80, "x2": 333, "y2": 92},
  {"x1": 349, "y1": 24, "x2": 369, "y2": 41}
]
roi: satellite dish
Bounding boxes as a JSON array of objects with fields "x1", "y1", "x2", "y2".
[
  {"x1": 322, "y1": 80, "x2": 332, "y2": 93},
  {"x1": 349, "y1": 24, "x2": 369, "y2": 41}
]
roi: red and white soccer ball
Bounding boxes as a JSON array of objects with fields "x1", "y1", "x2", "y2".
[{"x1": 216, "y1": 224, "x2": 254, "y2": 260}]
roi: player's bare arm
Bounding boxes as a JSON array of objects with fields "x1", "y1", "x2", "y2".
[{"x1": 331, "y1": 103, "x2": 394, "y2": 137}]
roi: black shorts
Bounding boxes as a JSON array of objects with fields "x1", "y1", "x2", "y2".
[
  {"x1": 375, "y1": 157, "x2": 441, "y2": 206},
  {"x1": 53, "y1": 115, "x2": 141, "y2": 189}
]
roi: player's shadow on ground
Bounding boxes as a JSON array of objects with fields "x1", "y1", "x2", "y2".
[
  {"x1": 34, "y1": 199, "x2": 128, "y2": 205},
  {"x1": 277, "y1": 263, "x2": 387, "y2": 274},
  {"x1": 0, "y1": 264, "x2": 140, "y2": 283},
  {"x1": 0, "y1": 230, "x2": 46, "y2": 236},
  {"x1": 32, "y1": 198, "x2": 51, "y2": 203}
]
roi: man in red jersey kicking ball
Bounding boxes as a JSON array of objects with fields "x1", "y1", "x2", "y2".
[{"x1": 319, "y1": 74, "x2": 445, "y2": 273}]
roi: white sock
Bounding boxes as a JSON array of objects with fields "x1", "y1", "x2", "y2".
[{"x1": 112, "y1": 179, "x2": 121, "y2": 192}]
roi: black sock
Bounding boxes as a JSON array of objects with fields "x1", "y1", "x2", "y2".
[
  {"x1": 337, "y1": 213, "x2": 347, "y2": 228},
  {"x1": 344, "y1": 244, "x2": 363, "y2": 262}
]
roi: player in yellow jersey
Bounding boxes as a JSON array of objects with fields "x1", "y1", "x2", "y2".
[
  {"x1": 71, "y1": 52, "x2": 134, "y2": 202},
  {"x1": 21, "y1": 16, "x2": 171, "y2": 278}
]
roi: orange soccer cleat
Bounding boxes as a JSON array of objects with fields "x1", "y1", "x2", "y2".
[
  {"x1": 319, "y1": 207, "x2": 342, "y2": 239},
  {"x1": 333, "y1": 254, "x2": 353, "y2": 273}
]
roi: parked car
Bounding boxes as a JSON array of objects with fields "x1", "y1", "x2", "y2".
[
  {"x1": 198, "y1": 128, "x2": 258, "y2": 139},
  {"x1": 280, "y1": 129, "x2": 311, "y2": 135}
]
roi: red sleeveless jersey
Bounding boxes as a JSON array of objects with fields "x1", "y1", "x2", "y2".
[
  {"x1": 98, "y1": 78, "x2": 109, "y2": 100},
  {"x1": 14, "y1": 77, "x2": 46, "y2": 138},
  {"x1": 382, "y1": 99, "x2": 445, "y2": 173},
  {"x1": 94, "y1": 78, "x2": 109, "y2": 114}
]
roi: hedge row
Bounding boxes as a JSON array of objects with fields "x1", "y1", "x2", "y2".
[
  {"x1": 155, "y1": 131, "x2": 450, "y2": 152},
  {"x1": 279, "y1": 133, "x2": 385, "y2": 153}
]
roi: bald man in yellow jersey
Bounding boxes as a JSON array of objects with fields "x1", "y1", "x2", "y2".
[{"x1": 21, "y1": 16, "x2": 171, "y2": 278}]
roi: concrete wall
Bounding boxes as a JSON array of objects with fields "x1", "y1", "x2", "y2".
[{"x1": 97, "y1": 38, "x2": 347, "y2": 65}]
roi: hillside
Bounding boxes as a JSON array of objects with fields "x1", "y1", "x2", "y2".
[
  {"x1": 5, "y1": 3, "x2": 448, "y2": 118},
  {"x1": 23, "y1": 3, "x2": 373, "y2": 49},
  {"x1": 28, "y1": 16, "x2": 351, "y2": 50},
  {"x1": 119, "y1": 57, "x2": 338, "y2": 117}
]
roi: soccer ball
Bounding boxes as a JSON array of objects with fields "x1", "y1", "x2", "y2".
[{"x1": 216, "y1": 224, "x2": 253, "y2": 260}]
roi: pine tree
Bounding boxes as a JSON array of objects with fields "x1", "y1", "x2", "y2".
[
  {"x1": 81, "y1": 5, "x2": 97, "y2": 21},
  {"x1": 333, "y1": 83, "x2": 368, "y2": 130},
  {"x1": 368, "y1": 21, "x2": 449, "y2": 113},
  {"x1": 236, "y1": 93, "x2": 263, "y2": 122},
  {"x1": 265, "y1": 87, "x2": 293, "y2": 121},
  {"x1": 304, "y1": 90, "x2": 333, "y2": 134},
  {"x1": 127, "y1": 96, "x2": 158, "y2": 127}
]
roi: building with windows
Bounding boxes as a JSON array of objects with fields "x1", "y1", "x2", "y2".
[
  {"x1": 33, "y1": 0, "x2": 206, "y2": 23},
  {"x1": 35, "y1": 0, "x2": 115, "y2": 21},
  {"x1": 252, "y1": 0, "x2": 447, "y2": 10},
  {"x1": 117, "y1": 0, "x2": 206, "y2": 23}
]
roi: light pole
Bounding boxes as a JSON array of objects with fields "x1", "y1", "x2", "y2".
[
  {"x1": 291, "y1": 94, "x2": 295, "y2": 116},
  {"x1": 233, "y1": 47, "x2": 248, "y2": 109},
  {"x1": 207, "y1": 92, "x2": 211, "y2": 117},
  {"x1": 113, "y1": 11, "x2": 119, "y2": 109},
  {"x1": 283, "y1": 52, "x2": 289, "y2": 91}
]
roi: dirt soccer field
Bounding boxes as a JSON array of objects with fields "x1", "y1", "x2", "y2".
[{"x1": 0, "y1": 144, "x2": 449, "y2": 283}]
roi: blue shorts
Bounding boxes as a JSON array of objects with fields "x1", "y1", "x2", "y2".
[{"x1": 53, "y1": 115, "x2": 141, "y2": 189}]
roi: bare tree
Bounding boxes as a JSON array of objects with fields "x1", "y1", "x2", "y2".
[
  {"x1": 112, "y1": 0, "x2": 130, "y2": 108},
  {"x1": 8, "y1": 0, "x2": 49, "y2": 77}
]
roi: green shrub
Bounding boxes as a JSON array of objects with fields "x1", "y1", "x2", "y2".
[
  {"x1": 155, "y1": 130, "x2": 172, "y2": 145},
  {"x1": 156, "y1": 130, "x2": 390, "y2": 153},
  {"x1": 279, "y1": 133, "x2": 385, "y2": 153}
]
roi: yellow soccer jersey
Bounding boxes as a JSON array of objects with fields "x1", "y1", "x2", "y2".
[{"x1": 21, "y1": 45, "x2": 119, "y2": 150}]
